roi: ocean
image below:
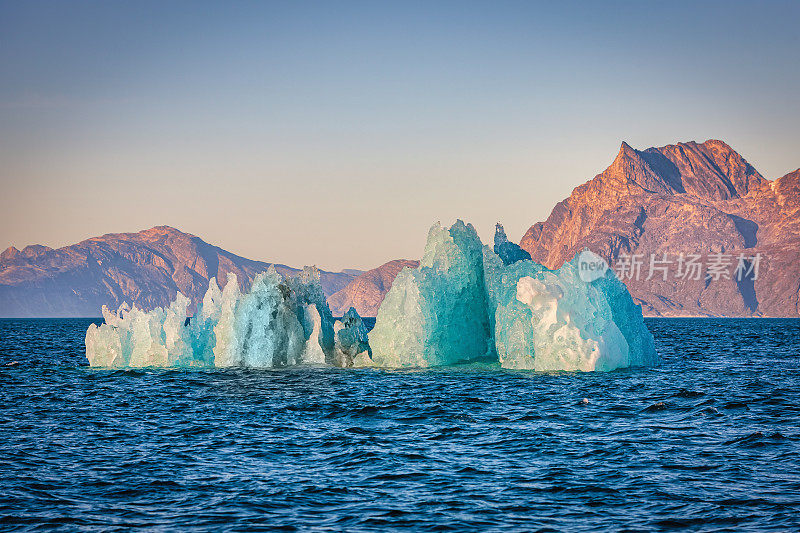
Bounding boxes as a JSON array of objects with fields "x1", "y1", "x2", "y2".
[{"x1": 1, "y1": 318, "x2": 799, "y2": 531}]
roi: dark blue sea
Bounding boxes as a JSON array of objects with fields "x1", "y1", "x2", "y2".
[{"x1": 1, "y1": 318, "x2": 799, "y2": 531}]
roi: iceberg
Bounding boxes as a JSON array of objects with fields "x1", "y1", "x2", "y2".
[
  {"x1": 84, "y1": 294, "x2": 195, "y2": 368},
  {"x1": 210, "y1": 269, "x2": 306, "y2": 367},
  {"x1": 85, "y1": 266, "x2": 337, "y2": 368},
  {"x1": 368, "y1": 221, "x2": 493, "y2": 367},
  {"x1": 370, "y1": 221, "x2": 656, "y2": 371},
  {"x1": 333, "y1": 307, "x2": 372, "y2": 367},
  {"x1": 85, "y1": 220, "x2": 656, "y2": 372},
  {"x1": 484, "y1": 245, "x2": 656, "y2": 371}
]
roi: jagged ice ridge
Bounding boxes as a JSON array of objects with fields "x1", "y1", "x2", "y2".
[{"x1": 85, "y1": 266, "x2": 370, "y2": 368}]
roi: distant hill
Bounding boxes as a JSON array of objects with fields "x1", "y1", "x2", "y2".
[
  {"x1": 0, "y1": 226, "x2": 361, "y2": 317},
  {"x1": 520, "y1": 140, "x2": 800, "y2": 317},
  {"x1": 328, "y1": 259, "x2": 419, "y2": 317}
]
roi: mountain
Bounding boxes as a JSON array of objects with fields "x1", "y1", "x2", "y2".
[
  {"x1": 520, "y1": 140, "x2": 800, "y2": 317},
  {"x1": 327, "y1": 259, "x2": 419, "y2": 317},
  {"x1": 4, "y1": 140, "x2": 797, "y2": 319},
  {"x1": 0, "y1": 226, "x2": 361, "y2": 317}
]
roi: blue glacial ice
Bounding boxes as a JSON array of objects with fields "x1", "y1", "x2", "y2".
[
  {"x1": 483, "y1": 243, "x2": 657, "y2": 371},
  {"x1": 493, "y1": 222, "x2": 532, "y2": 265},
  {"x1": 368, "y1": 220, "x2": 493, "y2": 367},
  {"x1": 334, "y1": 307, "x2": 372, "y2": 367},
  {"x1": 85, "y1": 266, "x2": 338, "y2": 368},
  {"x1": 369, "y1": 221, "x2": 656, "y2": 371}
]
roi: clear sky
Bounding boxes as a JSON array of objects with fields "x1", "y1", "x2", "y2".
[{"x1": 1, "y1": 1, "x2": 798, "y2": 270}]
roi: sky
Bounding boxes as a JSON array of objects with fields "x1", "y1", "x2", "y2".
[{"x1": 1, "y1": 1, "x2": 798, "y2": 271}]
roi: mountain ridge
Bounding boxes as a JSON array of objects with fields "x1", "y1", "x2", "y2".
[
  {"x1": 2, "y1": 139, "x2": 797, "y2": 318},
  {"x1": 519, "y1": 139, "x2": 800, "y2": 317},
  {"x1": 0, "y1": 225, "x2": 361, "y2": 317}
]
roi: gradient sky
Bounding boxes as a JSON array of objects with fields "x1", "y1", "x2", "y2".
[{"x1": 1, "y1": 1, "x2": 798, "y2": 270}]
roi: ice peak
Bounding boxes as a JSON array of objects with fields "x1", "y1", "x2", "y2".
[{"x1": 493, "y1": 223, "x2": 531, "y2": 265}]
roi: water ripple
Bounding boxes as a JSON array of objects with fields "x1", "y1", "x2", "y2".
[{"x1": 0, "y1": 317, "x2": 799, "y2": 530}]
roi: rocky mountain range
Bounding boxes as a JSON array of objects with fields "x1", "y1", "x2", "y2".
[
  {"x1": 2, "y1": 139, "x2": 797, "y2": 318},
  {"x1": 0, "y1": 226, "x2": 361, "y2": 317},
  {"x1": 520, "y1": 140, "x2": 800, "y2": 317}
]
